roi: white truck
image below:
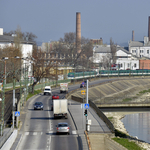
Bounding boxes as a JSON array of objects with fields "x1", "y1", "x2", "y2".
[
  {"x1": 53, "y1": 99, "x2": 68, "y2": 119},
  {"x1": 44, "y1": 86, "x2": 52, "y2": 95},
  {"x1": 60, "y1": 83, "x2": 68, "y2": 93}
]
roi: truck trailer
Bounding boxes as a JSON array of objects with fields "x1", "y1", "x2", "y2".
[
  {"x1": 60, "y1": 83, "x2": 68, "y2": 93},
  {"x1": 53, "y1": 99, "x2": 68, "y2": 119}
]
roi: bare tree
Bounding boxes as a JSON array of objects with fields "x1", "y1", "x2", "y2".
[
  {"x1": 30, "y1": 47, "x2": 55, "y2": 93},
  {"x1": 110, "y1": 37, "x2": 117, "y2": 65}
]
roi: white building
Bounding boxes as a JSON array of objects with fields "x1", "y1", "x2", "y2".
[
  {"x1": 0, "y1": 28, "x2": 34, "y2": 77},
  {"x1": 129, "y1": 36, "x2": 150, "y2": 58},
  {"x1": 92, "y1": 45, "x2": 139, "y2": 70}
]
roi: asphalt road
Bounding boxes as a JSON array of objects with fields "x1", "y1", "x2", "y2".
[{"x1": 15, "y1": 78, "x2": 116, "y2": 150}]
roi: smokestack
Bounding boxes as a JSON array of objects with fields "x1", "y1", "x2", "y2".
[
  {"x1": 132, "y1": 30, "x2": 134, "y2": 41},
  {"x1": 148, "y1": 16, "x2": 150, "y2": 41},
  {"x1": 76, "y1": 12, "x2": 81, "y2": 53}
]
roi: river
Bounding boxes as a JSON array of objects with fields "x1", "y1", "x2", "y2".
[{"x1": 121, "y1": 112, "x2": 150, "y2": 143}]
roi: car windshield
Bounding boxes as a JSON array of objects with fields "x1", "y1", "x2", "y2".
[
  {"x1": 58, "y1": 124, "x2": 68, "y2": 127},
  {"x1": 45, "y1": 89, "x2": 50, "y2": 91},
  {"x1": 35, "y1": 102, "x2": 42, "y2": 105}
]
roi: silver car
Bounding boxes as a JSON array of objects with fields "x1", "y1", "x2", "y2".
[{"x1": 56, "y1": 122, "x2": 70, "y2": 135}]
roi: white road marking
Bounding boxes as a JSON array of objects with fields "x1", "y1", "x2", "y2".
[
  {"x1": 25, "y1": 132, "x2": 29, "y2": 135},
  {"x1": 72, "y1": 130, "x2": 77, "y2": 134},
  {"x1": 33, "y1": 132, "x2": 37, "y2": 135}
]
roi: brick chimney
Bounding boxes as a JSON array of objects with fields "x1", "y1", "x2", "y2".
[
  {"x1": 76, "y1": 12, "x2": 81, "y2": 53},
  {"x1": 132, "y1": 30, "x2": 134, "y2": 41}
]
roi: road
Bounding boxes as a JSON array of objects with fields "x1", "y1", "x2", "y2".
[{"x1": 16, "y1": 78, "x2": 115, "y2": 150}]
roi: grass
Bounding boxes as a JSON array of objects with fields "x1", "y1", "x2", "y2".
[
  {"x1": 112, "y1": 137, "x2": 145, "y2": 150},
  {"x1": 122, "y1": 98, "x2": 132, "y2": 102},
  {"x1": 26, "y1": 89, "x2": 42, "y2": 101},
  {"x1": 139, "y1": 89, "x2": 150, "y2": 94}
]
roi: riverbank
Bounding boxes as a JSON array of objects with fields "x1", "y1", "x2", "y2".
[{"x1": 104, "y1": 112, "x2": 150, "y2": 150}]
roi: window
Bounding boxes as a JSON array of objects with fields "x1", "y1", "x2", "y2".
[
  {"x1": 121, "y1": 63, "x2": 122, "y2": 67},
  {"x1": 147, "y1": 50, "x2": 149, "y2": 54},
  {"x1": 140, "y1": 50, "x2": 141, "y2": 53},
  {"x1": 128, "y1": 63, "x2": 130, "y2": 67},
  {"x1": 134, "y1": 63, "x2": 136, "y2": 67}
]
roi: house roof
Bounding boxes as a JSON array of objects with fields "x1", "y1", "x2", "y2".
[
  {"x1": 129, "y1": 40, "x2": 150, "y2": 47},
  {"x1": 94, "y1": 45, "x2": 131, "y2": 54},
  {"x1": 0, "y1": 35, "x2": 34, "y2": 44}
]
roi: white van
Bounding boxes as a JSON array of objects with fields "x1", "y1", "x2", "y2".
[{"x1": 44, "y1": 86, "x2": 52, "y2": 95}]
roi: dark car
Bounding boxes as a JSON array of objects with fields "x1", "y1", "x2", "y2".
[{"x1": 34, "y1": 102, "x2": 44, "y2": 110}]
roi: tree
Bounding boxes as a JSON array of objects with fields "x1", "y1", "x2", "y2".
[
  {"x1": 58, "y1": 32, "x2": 93, "y2": 70},
  {"x1": 110, "y1": 38, "x2": 117, "y2": 65},
  {"x1": 29, "y1": 47, "x2": 54, "y2": 93},
  {"x1": 4, "y1": 28, "x2": 37, "y2": 43}
]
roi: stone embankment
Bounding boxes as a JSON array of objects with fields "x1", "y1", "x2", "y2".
[{"x1": 69, "y1": 78, "x2": 150, "y2": 150}]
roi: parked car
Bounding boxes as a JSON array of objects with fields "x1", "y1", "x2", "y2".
[
  {"x1": 56, "y1": 122, "x2": 70, "y2": 135},
  {"x1": 52, "y1": 94, "x2": 59, "y2": 100},
  {"x1": 34, "y1": 102, "x2": 44, "y2": 110}
]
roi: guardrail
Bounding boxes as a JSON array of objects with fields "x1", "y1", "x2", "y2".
[
  {"x1": 0, "y1": 127, "x2": 13, "y2": 149},
  {"x1": 89, "y1": 100, "x2": 115, "y2": 133}
]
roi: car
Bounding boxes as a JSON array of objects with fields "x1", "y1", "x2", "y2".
[
  {"x1": 56, "y1": 122, "x2": 70, "y2": 135},
  {"x1": 80, "y1": 84, "x2": 85, "y2": 88},
  {"x1": 51, "y1": 102, "x2": 53, "y2": 111},
  {"x1": 52, "y1": 94, "x2": 60, "y2": 100},
  {"x1": 34, "y1": 102, "x2": 44, "y2": 110},
  {"x1": 44, "y1": 86, "x2": 52, "y2": 95}
]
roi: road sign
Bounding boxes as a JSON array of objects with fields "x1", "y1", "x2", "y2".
[
  {"x1": 82, "y1": 82, "x2": 85, "y2": 85},
  {"x1": 84, "y1": 103, "x2": 89, "y2": 109},
  {"x1": 81, "y1": 90, "x2": 86, "y2": 95},
  {"x1": 15, "y1": 111, "x2": 20, "y2": 117}
]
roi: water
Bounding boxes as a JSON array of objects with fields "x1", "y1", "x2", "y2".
[{"x1": 121, "y1": 112, "x2": 150, "y2": 143}]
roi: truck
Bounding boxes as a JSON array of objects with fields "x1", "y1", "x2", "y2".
[
  {"x1": 53, "y1": 99, "x2": 68, "y2": 119},
  {"x1": 43, "y1": 86, "x2": 52, "y2": 95},
  {"x1": 60, "y1": 83, "x2": 68, "y2": 93}
]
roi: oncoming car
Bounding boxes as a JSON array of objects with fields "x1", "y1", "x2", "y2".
[
  {"x1": 34, "y1": 102, "x2": 44, "y2": 110},
  {"x1": 56, "y1": 122, "x2": 70, "y2": 135}
]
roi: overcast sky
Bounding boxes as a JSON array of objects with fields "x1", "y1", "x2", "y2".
[{"x1": 1, "y1": 0, "x2": 150, "y2": 46}]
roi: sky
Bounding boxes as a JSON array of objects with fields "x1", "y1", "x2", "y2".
[{"x1": 1, "y1": 0, "x2": 150, "y2": 46}]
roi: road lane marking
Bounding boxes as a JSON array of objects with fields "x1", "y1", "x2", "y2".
[
  {"x1": 72, "y1": 130, "x2": 77, "y2": 134},
  {"x1": 25, "y1": 132, "x2": 29, "y2": 135}
]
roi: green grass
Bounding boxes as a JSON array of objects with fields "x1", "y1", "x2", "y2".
[
  {"x1": 112, "y1": 137, "x2": 145, "y2": 150},
  {"x1": 26, "y1": 89, "x2": 42, "y2": 101},
  {"x1": 139, "y1": 89, "x2": 150, "y2": 94},
  {"x1": 122, "y1": 98, "x2": 132, "y2": 102},
  {"x1": 108, "y1": 117, "x2": 113, "y2": 120}
]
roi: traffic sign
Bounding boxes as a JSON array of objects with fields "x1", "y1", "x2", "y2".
[
  {"x1": 82, "y1": 82, "x2": 85, "y2": 85},
  {"x1": 81, "y1": 90, "x2": 86, "y2": 95},
  {"x1": 84, "y1": 103, "x2": 89, "y2": 109},
  {"x1": 15, "y1": 111, "x2": 20, "y2": 117}
]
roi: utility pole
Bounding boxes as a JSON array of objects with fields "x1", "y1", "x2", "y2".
[{"x1": 86, "y1": 80, "x2": 89, "y2": 131}]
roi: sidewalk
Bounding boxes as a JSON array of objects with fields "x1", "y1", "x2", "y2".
[{"x1": 68, "y1": 100, "x2": 112, "y2": 150}]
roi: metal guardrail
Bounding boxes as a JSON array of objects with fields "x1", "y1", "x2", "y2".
[
  {"x1": 0, "y1": 127, "x2": 13, "y2": 149},
  {"x1": 89, "y1": 100, "x2": 115, "y2": 133}
]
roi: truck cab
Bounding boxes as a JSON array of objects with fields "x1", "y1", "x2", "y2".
[{"x1": 44, "y1": 86, "x2": 52, "y2": 95}]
